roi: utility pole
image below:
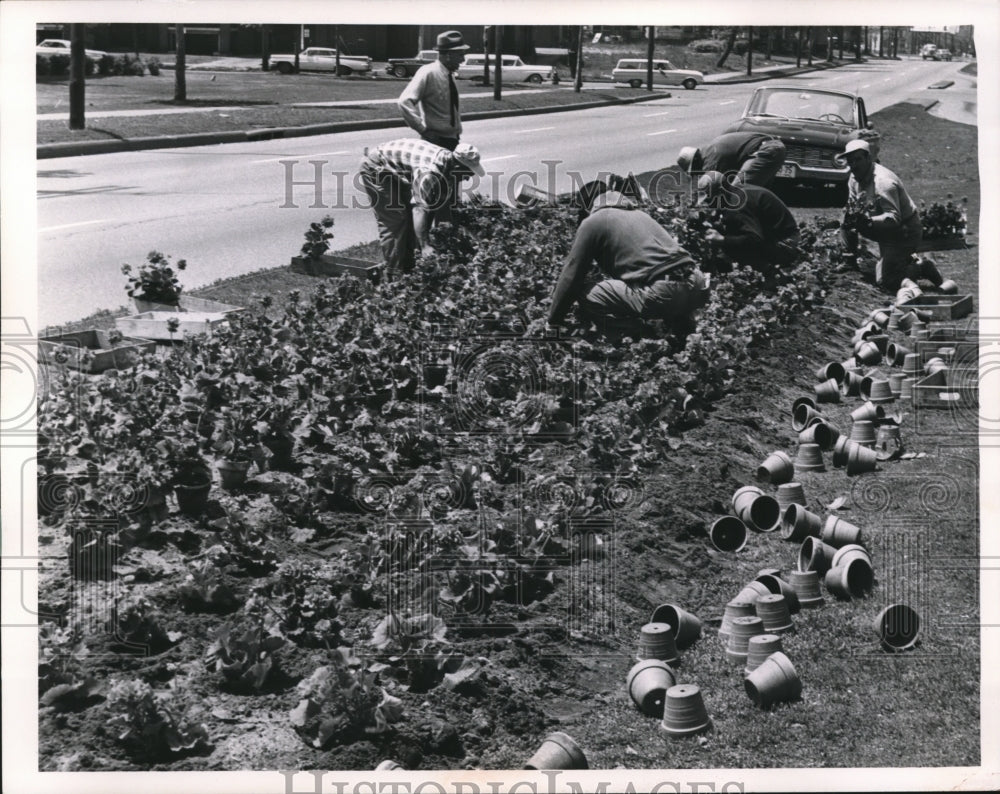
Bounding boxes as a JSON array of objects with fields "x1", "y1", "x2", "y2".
[
  {"x1": 807, "y1": 29, "x2": 813, "y2": 66},
  {"x1": 796, "y1": 27, "x2": 803, "y2": 68},
  {"x1": 174, "y1": 24, "x2": 186, "y2": 101},
  {"x1": 839, "y1": 27, "x2": 845, "y2": 59},
  {"x1": 483, "y1": 25, "x2": 491, "y2": 86},
  {"x1": 646, "y1": 26, "x2": 654, "y2": 90},
  {"x1": 334, "y1": 25, "x2": 340, "y2": 77},
  {"x1": 493, "y1": 25, "x2": 502, "y2": 101},
  {"x1": 574, "y1": 26, "x2": 583, "y2": 93},
  {"x1": 746, "y1": 26, "x2": 753, "y2": 76},
  {"x1": 261, "y1": 24, "x2": 270, "y2": 72},
  {"x1": 69, "y1": 24, "x2": 85, "y2": 129},
  {"x1": 295, "y1": 25, "x2": 302, "y2": 72}
]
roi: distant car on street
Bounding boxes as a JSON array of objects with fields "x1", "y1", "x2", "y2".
[
  {"x1": 386, "y1": 49, "x2": 438, "y2": 78},
  {"x1": 933, "y1": 48, "x2": 953, "y2": 61},
  {"x1": 269, "y1": 47, "x2": 372, "y2": 76},
  {"x1": 920, "y1": 43, "x2": 938, "y2": 60},
  {"x1": 612, "y1": 58, "x2": 704, "y2": 89},
  {"x1": 456, "y1": 54, "x2": 552, "y2": 84},
  {"x1": 36, "y1": 38, "x2": 108, "y2": 60},
  {"x1": 723, "y1": 85, "x2": 872, "y2": 189}
]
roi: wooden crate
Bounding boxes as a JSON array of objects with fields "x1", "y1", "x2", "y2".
[
  {"x1": 133, "y1": 295, "x2": 245, "y2": 315},
  {"x1": 899, "y1": 294, "x2": 974, "y2": 321},
  {"x1": 39, "y1": 329, "x2": 156, "y2": 373},
  {"x1": 912, "y1": 367, "x2": 978, "y2": 409},
  {"x1": 115, "y1": 311, "x2": 230, "y2": 341},
  {"x1": 915, "y1": 340, "x2": 979, "y2": 368},
  {"x1": 290, "y1": 253, "x2": 383, "y2": 281},
  {"x1": 927, "y1": 325, "x2": 977, "y2": 343}
]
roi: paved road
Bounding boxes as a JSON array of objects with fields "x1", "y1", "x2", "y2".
[{"x1": 35, "y1": 58, "x2": 969, "y2": 327}]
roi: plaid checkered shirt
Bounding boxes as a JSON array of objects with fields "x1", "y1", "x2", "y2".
[{"x1": 364, "y1": 138, "x2": 453, "y2": 209}]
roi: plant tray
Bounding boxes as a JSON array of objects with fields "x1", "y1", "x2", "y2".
[
  {"x1": 134, "y1": 295, "x2": 245, "y2": 315},
  {"x1": 926, "y1": 325, "x2": 978, "y2": 343},
  {"x1": 115, "y1": 311, "x2": 229, "y2": 341},
  {"x1": 514, "y1": 184, "x2": 558, "y2": 207},
  {"x1": 915, "y1": 339, "x2": 979, "y2": 368},
  {"x1": 912, "y1": 367, "x2": 978, "y2": 409},
  {"x1": 290, "y1": 253, "x2": 383, "y2": 281},
  {"x1": 917, "y1": 236, "x2": 969, "y2": 252},
  {"x1": 39, "y1": 329, "x2": 156, "y2": 373},
  {"x1": 898, "y1": 294, "x2": 974, "y2": 321}
]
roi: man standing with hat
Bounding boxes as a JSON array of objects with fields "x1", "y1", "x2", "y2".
[
  {"x1": 836, "y1": 138, "x2": 946, "y2": 292},
  {"x1": 677, "y1": 132, "x2": 787, "y2": 188},
  {"x1": 360, "y1": 138, "x2": 485, "y2": 274},
  {"x1": 398, "y1": 30, "x2": 469, "y2": 151}
]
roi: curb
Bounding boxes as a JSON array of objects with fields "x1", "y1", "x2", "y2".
[
  {"x1": 37, "y1": 91, "x2": 670, "y2": 160},
  {"x1": 905, "y1": 97, "x2": 941, "y2": 111}
]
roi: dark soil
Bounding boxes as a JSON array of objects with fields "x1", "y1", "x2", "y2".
[{"x1": 36, "y1": 102, "x2": 980, "y2": 774}]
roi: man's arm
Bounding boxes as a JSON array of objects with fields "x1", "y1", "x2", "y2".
[
  {"x1": 547, "y1": 223, "x2": 597, "y2": 325},
  {"x1": 398, "y1": 70, "x2": 428, "y2": 134},
  {"x1": 413, "y1": 206, "x2": 435, "y2": 256},
  {"x1": 867, "y1": 180, "x2": 905, "y2": 233}
]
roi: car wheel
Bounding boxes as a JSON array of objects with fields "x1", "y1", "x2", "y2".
[
  {"x1": 682, "y1": 78, "x2": 697, "y2": 90},
  {"x1": 527, "y1": 73, "x2": 543, "y2": 84},
  {"x1": 275, "y1": 62, "x2": 293, "y2": 75},
  {"x1": 336, "y1": 66, "x2": 353, "y2": 76},
  {"x1": 629, "y1": 79, "x2": 643, "y2": 88},
  {"x1": 392, "y1": 65, "x2": 409, "y2": 78}
]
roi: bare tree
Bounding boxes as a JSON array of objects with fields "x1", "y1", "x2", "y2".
[
  {"x1": 261, "y1": 24, "x2": 271, "y2": 72},
  {"x1": 493, "y1": 25, "x2": 502, "y2": 101},
  {"x1": 174, "y1": 24, "x2": 186, "y2": 101},
  {"x1": 746, "y1": 26, "x2": 754, "y2": 76},
  {"x1": 574, "y1": 26, "x2": 583, "y2": 93},
  {"x1": 646, "y1": 26, "x2": 654, "y2": 90},
  {"x1": 69, "y1": 24, "x2": 85, "y2": 129},
  {"x1": 716, "y1": 28, "x2": 737, "y2": 68}
]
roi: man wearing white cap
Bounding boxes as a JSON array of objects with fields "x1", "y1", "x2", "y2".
[
  {"x1": 398, "y1": 30, "x2": 469, "y2": 151},
  {"x1": 546, "y1": 189, "x2": 710, "y2": 339},
  {"x1": 677, "y1": 132, "x2": 786, "y2": 188},
  {"x1": 360, "y1": 138, "x2": 485, "y2": 273},
  {"x1": 837, "y1": 139, "x2": 944, "y2": 292}
]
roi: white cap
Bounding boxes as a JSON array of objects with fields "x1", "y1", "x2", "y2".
[{"x1": 835, "y1": 138, "x2": 870, "y2": 165}]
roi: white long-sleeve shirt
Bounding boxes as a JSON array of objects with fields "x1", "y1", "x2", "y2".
[{"x1": 398, "y1": 60, "x2": 461, "y2": 139}]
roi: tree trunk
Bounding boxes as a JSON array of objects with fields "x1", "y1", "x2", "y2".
[
  {"x1": 574, "y1": 26, "x2": 583, "y2": 93},
  {"x1": 334, "y1": 25, "x2": 340, "y2": 77},
  {"x1": 174, "y1": 24, "x2": 186, "y2": 102},
  {"x1": 294, "y1": 25, "x2": 301, "y2": 72},
  {"x1": 839, "y1": 27, "x2": 845, "y2": 60},
  {"x1": 482, "y1": 26, "x2": 491, "y2": 86},
  {"x1": 796, "y1": 27, "x2": 803, "y2": 67},
  {"x1": 493, "y1": 25, "x2": 502, "y2": 101},
  {"x1": 807, "y1": 29, "x2": 813, "y2": 65},
  {"x1": 716, "y1": 29, "x2": 737, "y2": 68},
  {"x1": 261, "y1": 24, "x2": 270, "y2": 72},
  {"x1": 746, "y1": 27, "x2": 753, "y2": 76},
  {"x1": 69, "y1": 24, "x2": 86, "y2": 130},
  {"x1": 766, "y1": 28, "x2": 773, "y2": 60},
  {"x1": 646, "y1": 26, "x2": 654, "y2": 90}
]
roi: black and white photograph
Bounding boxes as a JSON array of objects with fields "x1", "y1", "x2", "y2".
[{"x1": 2, "y1": 1, "x2": 998, "y2": 792}]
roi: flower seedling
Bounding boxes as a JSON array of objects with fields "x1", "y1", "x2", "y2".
[{"x1": 121, "y1": 250, "x2": 187, "y2": 306}]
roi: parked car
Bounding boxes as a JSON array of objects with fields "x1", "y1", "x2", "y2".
[
  {"x1": 386, "y1": 49, "x2": 438, "y2": 78},
  {"x1": 269, "y1": 48, "x2": 372, "y2": 75},
  {"x1": 455, "y1": 54, "x2": 552, "y2": 84},
  {"x1": 920, "y1": 43, "x2": 938, "y2": 60},
  {"x1": 36, "y1": 38, "x2": 108, "y2": 60},
  {"x1": 722, "y1": 85, "x2": 872, "y2": 189},
  {"x1": 612, "y1": 58, "x2": 704, "y2": 90},
  {"x1": 934, "y1": 48, "x2": 953, "y2": 61}
]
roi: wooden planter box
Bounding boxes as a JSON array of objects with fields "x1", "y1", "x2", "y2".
[
  {"x1": 515, "y1": 184, "x2": 558, "y2": 207},
  {"x1": 115, "y1": 311, "x2": 230, "y2": 341},
  {"x1": 39, "y1": 329, "x2": 156, "y2": 373},
  {"x1": 917, "y1": 236, "x2": 969, "y2": 252},
  {"x1": 915, "y1": 339, "x2": 979, "y2": 369},
  {"x1": 898, "y1": 294, "x2": 974, "y2": 321},
  {"x1": 912, "y1": 367, "x2": 978, "y2": 409},
  {"x1": 134, "y1": 295, "x2": 245, "y2": 315},
  {"x1": 927, "y1": 325, "x2": 978, "y2": 343},
  {"x1": 290, "y1": 253, "x2": 383, "y2": 281}
]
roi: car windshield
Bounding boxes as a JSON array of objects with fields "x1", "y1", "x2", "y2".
[{"x1": 747, "y1": 89, "x2": 856, "y2": 124}]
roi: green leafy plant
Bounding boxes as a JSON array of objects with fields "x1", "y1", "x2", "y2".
[
  {"x1": 921, "y1": 195, "x2": 968, "y2": 239},
  {"x1": 108, "y1": 595, "x2": 181, "y2": 654},
  {"x1": 204, "y1": 614, "x2": 285, "y2": 692},
  {"x1": 300, "y1": 215, "x2": 335, "y2": 260},
  {"x1": 250, "y1": 560, "x2": 344, "y2": 648},
  {"x1": 178, "y1": 559, "x2": 240, "y2": 613},
  {"x1": 105, "y1": 678, "x2": 211, "y2": 759},
  {"x1": 121, "y1": 250, "x2": 187, "y2": 305},
  {"x1": 289, "y1": 647, "x2": 403, "y2": 748}
]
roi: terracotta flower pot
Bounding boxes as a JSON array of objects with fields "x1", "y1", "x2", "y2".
[
  {"x1": 789, "y1": 570, "x2": 825, "y2": 608},
  {"x1": 735, "y1": 580, "x2": 772, "y2": 606},
  {"x1": 217, "y1": 459, "x2": 251, "y2": 490},
  {"x1": 886, "y1": 342, "x2": 912, "y2": 367},
  {"x1": 821, "y1": 515, "x2": 863, "y2": 548},
  {"x1": 733, "y1": 489, "x2": 781, "y2": 533},
  {"x1": 816, "y1": 362, "x2": 846, "y2": 383},
  {"x1": 867, "y1": 380, "x2": 894, "y2": 404},
  {"x1": 174, "y1": 479, "x2": 212, "y2": 516},
  {"x1": 875, "y1": 424, "x2": 903, "y2": 458},
  {"x1": 793, "y1": 443, "x2": 825, "y2": 473},
  {"x1": 375, "y1": 760, "x2": 402, "y2": 771},
  {"x1": 792, "y1": 396, "x2": 817, "y2": 415},
  {"x1": 814, "y1": 378, "x2": 841, "y2": 403},
  {"x1": 719, "y1": 599, "x2": 756, "y2": 645},
  {"x1": 627, "y1": 659, "x2": 677, "y2": 717},
  {"x1": 744, "y1": 651, "x2": 802, "y2": 708},
  {"x1": 754, "y1": 574, "x2": 801, "y2": 614},
  {"x1": 900, "y1": 377, "x2": 916, "y2": 400},
  {"x1": 725, "y1": 616, "x2": 765, "y2": 664},
  {"x1": 792, "y1": 404, "x2": 824, "y2": 432},
  {"x1": 869, "y1": 309, "x2": 890, "y2": 327},
  {"x1": 775, "y1": 483, "x2": 806, "y2": 514},
  {"x1": 731, "y1": 485, "x2": 764, "y2": 514},
  {"x1": 902, "y1": 353, "x2": 922, "y2": 378},
  {"x1": 798, "y1": 536, "x2": 838, "y2": 574},
  {"x1": 650, "y1": 604, "x2": 702, "y2": 650},
  {"x1": 846, "y1": 443, "x2": 879, "y2": 476},
  {"x1": 756, "y1": 451, "x2": 794, "y2": 485},
  {"x1": 926, "y1": 357, "x2": 948, "y2": 375},
  {"x1": 781, "y1": 503, "x2": 823, "y2": 543},
  {"x1": 524, "y1": 732, "x2": 588, "y2": 770},
  {"x1": 824, "y1": 558, "x2": 874, "y2": 600},
  {"x1": 849, "y1": 420, "x2": 877, "y2": 447},
  {"x1": 754, "y1": 594, "x2": 795, "y2": 634},
  {"x1": 660, "y1": 684, "x2": 712, "y2": 737},
  {"x1": 636, "y1": 622, "x2": 679, "y2": 664},
  {"x1": 895, "y1": 310, "x2": 916, "y2": 332},
  {"x1": 744, "y1": 634, "x2": 784, "y2": 675},
  {"x1": 855, "y1": 341, "x2": 882, "y2": 366},
  {"x1": 831, "y1": 543, "x2": 872, "y2": 569},
  {"x1": 840, "y1": 370, "x2": 864, "y2": 397},
  {"x1": 851, "y1": 322, "x2": 880, "y2": 344},
  {"x1": 874, "y1": 604, "x2": 921, "y2": 652},
  {"x1": 939, "y1": 279, "x2": 958, "y2": 294},
  {"x1": 710, "y1": 516, "x2": 748, "y2": 552},
  {"x1": 888, "y1": 373, "x2": 904, "y2": 397},
  {"x1": 798, "y1": 421, "x2": 837, "y2": 451},
  {"x1": 850, "y1": 402, "x2": 885, "y2": 424}
]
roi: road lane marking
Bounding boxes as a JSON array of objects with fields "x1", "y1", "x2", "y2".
[
  {"x1": 38, "y1": 219, "x2": 107, "y2": 232},
  {"x1": 861, "y1": 83, "x2": 871, "y2": 88},
  {"x1": 482, "y1": 155, "x2": 518, "y2": 163},
  {"x1": 644, "y1": 110, "x2": 671, "y2": 117},
  {"x1": 719, "y1": 100, "x2": 736, "y2": 105},
  {"x1": 647, "y1": 128, "x2": 677, "y2": 136},
  {"x1": 515, "y1": 126, "x2": 556, "y2": 133},
  {"x1": 250, "y1": 150, "x2": 349, "y2": 164}
]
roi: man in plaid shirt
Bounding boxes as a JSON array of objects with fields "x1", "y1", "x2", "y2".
[{"x1": 360, "y1": 137, "x2": 485, "y2": 273}]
